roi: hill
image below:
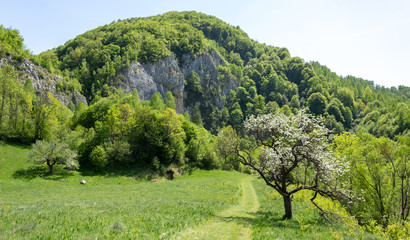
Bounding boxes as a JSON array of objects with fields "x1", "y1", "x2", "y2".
[
  {"x1": 33, "y1": 11, "x2": 409, "y2": 136},
  {"x1": 1, "y1": 11, "x2": 409, "y2": 137}
]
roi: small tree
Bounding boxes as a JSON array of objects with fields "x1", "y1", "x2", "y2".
[
  {"x1": 218, "y1": 109, "x2": 348, "y2": 219},
  {"x1": 90, "y1": 145, "x2": 108, "y2": 169},
  {"x1": 164, "y1": 91, "x2": 176, "y2": 110},
  {"x1": 28, "y1": 140, "x2": 78, "y2": 174}
]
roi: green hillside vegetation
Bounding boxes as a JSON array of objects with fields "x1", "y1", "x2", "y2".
[
  {"x1": 0, "y1": 11, "x2": 409, "y2": 239},
  {"x1": 28, "y1": 11, "x2": 408, "y2": 138}
]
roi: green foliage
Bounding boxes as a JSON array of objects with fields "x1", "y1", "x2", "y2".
[
  {"x1": 90, "y1": 145, "x2": 108, "y2": 169},
  {"x1": 130, "y1": 106, "x2": 186, "y2": 167},
  {"x1": 15, "y1": 11, "x2": 405, "y2": 141},
  {"x1": 185, "y1": 71, "x2": 203, "y2": 103},
  {"x1": 0, "y1": 65, "x2": 73, "y2": 142},
  {"x1": 307, "y1": 92, "x2": 327, "y2": 115},
  {"x1": 150, "y1": 92, "x2": 166, "y2": 111},
  {"x1": 191, "y1": 105, "x2": 202, "y2": 126},
  {"x1": 104, "y1": 140, "x2": 132, "y2": 164},
  {"x1": 164, "y1": 91, "x2": 176, "y2": 110},
  {"x1": 333, "y1": 132, "x2": 410, "y2": 228},
  {"x1": 0, "y1": 25, "x2": 29, "y2": 60}
]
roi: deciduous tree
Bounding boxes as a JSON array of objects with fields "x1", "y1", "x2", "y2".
[
  {"x1": 28, "y1": 140, "x2": 78, "y2": 174},
  {"x1": 218, "y1": 109, "x2": 348, "y2": 218}
]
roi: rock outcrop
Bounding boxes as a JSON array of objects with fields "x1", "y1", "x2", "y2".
[
  {"x1": 119, "y1": 50, "x2": 239, "y2": 114},
  {"x1": 121, "y1": 55, "x2": 185, "y2": 112},
  {"x1": 0, "y1": 56, "x2": 87, "y2": 107}
]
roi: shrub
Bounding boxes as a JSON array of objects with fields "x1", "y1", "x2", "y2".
[{"x1": 90, "y1": 145, "x2": 108, "y2": 169}]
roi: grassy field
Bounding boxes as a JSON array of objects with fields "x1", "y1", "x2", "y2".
[{"x1": 0, "y1": 142, "x2": 383, "y2": 239}]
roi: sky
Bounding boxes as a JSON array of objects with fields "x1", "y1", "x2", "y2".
[{"x1": 1, "y1": 0, "x2": 409, "y2": 87}]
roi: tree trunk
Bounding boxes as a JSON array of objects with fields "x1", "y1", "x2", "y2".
[
  {"x1": 47, "y1": 160, "x2": 53, "y2": 174},
  {"x1": 283, "y1": 195, "x2": 293, "y2": 219}
]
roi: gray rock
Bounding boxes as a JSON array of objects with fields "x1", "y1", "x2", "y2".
[
  {"x1": 120, "y1": 54, "x2": 185, "y2": 113},
  {"x1": 0, "y1": 56, "x2": 87, "y2": 107},
  {"x1": 120, "y1": 50, "x2": 239, "y2": 114}
]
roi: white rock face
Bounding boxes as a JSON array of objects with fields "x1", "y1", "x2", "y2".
[{"x1": 120, "y1": 50, "x2": 238, "y2": 114}]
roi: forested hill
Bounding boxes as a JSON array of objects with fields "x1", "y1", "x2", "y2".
[{"x1": 2, "y1": 11, "x2": 410, "y2": 139}]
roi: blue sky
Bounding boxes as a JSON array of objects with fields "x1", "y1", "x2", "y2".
[{"x1": 1, "y1": 0, "x2": 409, "y2": 87}]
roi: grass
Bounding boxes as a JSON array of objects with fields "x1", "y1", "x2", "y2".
[
  {"x1": 175, "y1": 177, "x2": 259, "y2": 239},
  {"x1": 0, "y1": 142, "x2": 385, "y2": 239},
  {"x1": 0, "y1": 142, "x2": 247, "y2": 239}
]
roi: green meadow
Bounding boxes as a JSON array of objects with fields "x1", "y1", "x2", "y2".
[{"x1": 0, "y1": 142, "x2": 382, "y2": 239}]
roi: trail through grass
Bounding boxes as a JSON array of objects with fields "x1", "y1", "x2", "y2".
[{"x1": 175, "y1": 176, "x2": 259, "y2": 240}]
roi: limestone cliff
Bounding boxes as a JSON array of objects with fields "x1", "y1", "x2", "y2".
[
  {"x1": 0, "y1": 56, "x2": 87, "y2": 107},
  {"x1": 119, "y1": 50, "x2": 238, "y2": 114}
]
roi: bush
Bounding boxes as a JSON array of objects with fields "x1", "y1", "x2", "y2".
[
  {"x1": 105, "y1": 140, "x2": 132, "y2": 163},
  {"x1": 90, "y1": 145, "x2": 108, "y2": 169},
  {"x1": 200, "y1": 148, "x2": 220, "y2": 169}
]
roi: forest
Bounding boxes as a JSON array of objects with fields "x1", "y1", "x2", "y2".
[{"x1": 1, "y1": 11, "x2": 409, "y2": 238}]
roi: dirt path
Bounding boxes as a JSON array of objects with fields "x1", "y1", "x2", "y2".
[{"x1": 174, "y1": 177, "x2": 259, "y2": 240}]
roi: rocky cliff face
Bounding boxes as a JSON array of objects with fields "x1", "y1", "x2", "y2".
[
  {"x1": 120, "y1": 55, "x2": 185, "y2": 112},
  {"x1": 0, "y1": 56, "x2": 87, "y2": 107},
  {"x1": 119, "y1": 50, "x2": 238, "y2": 114}
]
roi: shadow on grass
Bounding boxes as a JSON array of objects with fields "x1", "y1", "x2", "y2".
[
  {"x1": 211, "y1": 211, "x2": 309, "y2": 233},
  {"x1": 77, "y1": 164, "x2": 159, "y2": 181},
  {"x1": 77, "y1": 164, "x2": 196, "y2": 181},
  {"x1": 251, "y1": 210, "x2": 329, "y2": 230},
  {"x1": 12, "y1": 165, "x2": 74, "y2": 180},
  {"x1": 216, "y1": 215, "x2": 255, "y2": 226}
]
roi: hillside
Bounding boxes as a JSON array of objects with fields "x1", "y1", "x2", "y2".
[
  {"x1": 1, "y1": 12, "x2": 409, "y2": 137},
  {"x1": 0, "y1": 26, "x2": 86, "y2": 109},
  {"x1": 32, "y1": 11, "x2": 408, "y2": 136}
]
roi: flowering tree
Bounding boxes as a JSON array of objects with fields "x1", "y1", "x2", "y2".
[
  {"x1": 218, "y1": 109, "x2": 348, "y2": 219},
  {"x1": 28, "y1": 140, "x2": 78, "y2": 174}
]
